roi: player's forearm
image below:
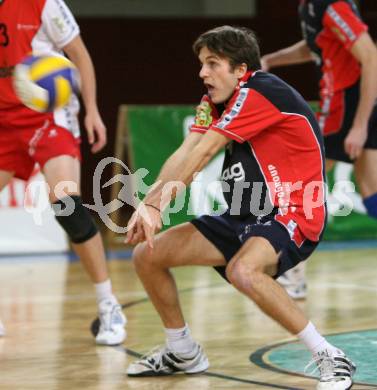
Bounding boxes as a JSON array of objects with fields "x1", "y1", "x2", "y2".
[
  {"x1": 263, "y1": 40, "x2": 313, "y2": 69},
  {"x1": 73, "y1": 49, "x2": 98, "y2": 113},
  {"x1": 144, "y1": 145, "x2": 214, "y2": 211},
  {"x1": 144, "y1": 132, "x2": 226, "y2": 211},
  {"x1": 353, "y1": 52, "x2": 377, "y2": 129}
]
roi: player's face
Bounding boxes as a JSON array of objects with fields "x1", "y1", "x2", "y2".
[{"x1": 198, "y1": 46, "x2": 246, "y2": 104}]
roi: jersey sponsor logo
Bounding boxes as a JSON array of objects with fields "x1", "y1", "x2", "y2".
[
  {"x1": 327, "y1": 5, "x2": 356, "y2": 41},
  {"x1": 17, "y1": 23, "x2": 39, "y2": 31},
  {"x1": 28, "y1": 120, "x2": 50, "y2": 156},
  {"x1": 54, "y1": 0, "x2": 75, "y2": 28},
  {"x1": 268, "y1": 164, "x2": 290, "y2": 215},
  {"x1": 52, "y1": 17, "x2": 66, "y2": 34},
  {"x1": 221, "y1": 162, "x2": 245, "y2": 182}
]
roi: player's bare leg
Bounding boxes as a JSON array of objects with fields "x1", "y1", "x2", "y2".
[
  {"x1": 0, "y1": 170, "x2": 14, "y2": 336},
  {"x1": 354, "y1": 149, "x2": 377, "y2": 198},
  {"x1": 0, "y1": 318, "x2": 5, "y2": 337},
  {"x1": 226, "y1": 236, "x2": 355, "y2": 388},
  {"x1": 43, "y1": 155, "x2": 108, "y2": 282},
  {"x1": 226, "y1": 237, "x2": 307, "y2": 332},
  {"x1": 133, "y1": 223, "x2": 226, "y2": 327},
  {"x1": 43, "y1": 155, "x2": 126, "y2": 345},
  {"x1": 129, "y1": 224, "x2": 355, "y2": 385},
  {"x1": 0, "y1": 170, "x2": 14, "y2": 191},
  {"x1": 128, "y1": 222, "x2": 226, "y2": 376}
]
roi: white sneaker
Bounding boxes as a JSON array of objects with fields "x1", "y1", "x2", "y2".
[
  {"x1": 306, "y1": 349, "x2": 356, "y2": 390},
  {"x1": 0, "y1": 320, "x2": 5, "y2": 336},
  {"x1": 95, "y1": 298, "x2": 127, "y2": 346},
  {"x1": 277, "y1": 263, "x2": 307, "y2": 299},
  {"x1": 127, "y1": 344, "x2": 209, "y2": 377}
]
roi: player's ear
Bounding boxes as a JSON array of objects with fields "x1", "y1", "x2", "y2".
[{"x1": 235, "y1": 63, "x2": 247, "y2": 79}]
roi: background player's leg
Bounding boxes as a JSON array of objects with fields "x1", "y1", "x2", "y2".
[
  {"x1": 43, "y1": 155, "x2": 126, "y2": 345},
  {"x1": 0, "y1": 170, "x2": 14, "y2": 191},
  {"x1": 354, "y1": 149, "x2": 377, "y2": 197},
  {"x1": 0, "y1": 319, "x2": 4, "y2": 336},
  {"x1": 0, "y1": 170, "x2": 14, "y2": 336},
  {"x1": 43, "y1": 155, "x2": 109, "y2": 283},
  {"x1": 276, "y1": 261, "x2": 307, "y2": 299}
]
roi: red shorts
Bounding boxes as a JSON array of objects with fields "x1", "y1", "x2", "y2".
[{"x1": 0, "y1": 106, "x2": 81, "y2": 180}]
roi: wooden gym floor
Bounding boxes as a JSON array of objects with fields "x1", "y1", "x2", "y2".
[{"x1": 0, "y1": 243, "x2": 376, "y2": 390}]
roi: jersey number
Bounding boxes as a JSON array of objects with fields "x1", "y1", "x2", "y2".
[{"x1": 0, "y1": 23, "x2": 9, "y2": 47}]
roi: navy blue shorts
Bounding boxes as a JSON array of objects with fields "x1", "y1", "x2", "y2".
[
  {"x1": 191, "y1": 213, "x2": 319, "y2": 281},
  {"x1": 325, "y1": 82, "x2": 377, "y2": 163}
]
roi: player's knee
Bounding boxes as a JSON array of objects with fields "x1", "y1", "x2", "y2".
[
  {"x1": 52, "y1": 195, "x2": 98, "y2": 244},
  {"x1": 363, "y1": 193, "x2": 377, "y2": 219},
  {"x1": 225, "y1": 260, "x2": 251, "y2": 286},
  {"x1": 132, "y1": 243, "x2": 147, "y2": 269},
  {"x1": 225, "y1": 260, "x2": 238, "y2": 283},
  {"x1": 133, "y1": 242, "x2": 157, "y2": 272},
  {"x1": 226, "y1": 259, "x2": 264, "y2": 291}
]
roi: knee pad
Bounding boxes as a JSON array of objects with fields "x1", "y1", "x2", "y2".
[
  {"x1": 52, "y1": 195, "x2": 98, "y2": 244},
  {"x1": 363, "y1": 193, "x2": 377, "y2": 219}
]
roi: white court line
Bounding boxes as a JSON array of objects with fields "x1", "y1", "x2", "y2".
[
  {"x1": 0, "y1": 291, "x2": 146, "y2": 305},
  {"x1": 311, "y1": 282, "x2": 377, "y2": 293}
]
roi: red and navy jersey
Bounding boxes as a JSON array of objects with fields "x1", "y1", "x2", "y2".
[
  {"x1": 191, "y1": 71, "x2": 326, "y2": 245},
  {"x1": 298, "y1": 0, "x2": 367, "y2": 96}
]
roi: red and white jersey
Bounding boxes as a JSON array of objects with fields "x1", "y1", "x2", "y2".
[
  {"x1": 299, "y1": 1, "x2": 367, "y2": 107},
  {"x1": 0, "y1": 0, "x2": 80, "y2": 135},
  {"x1": 191, "y1": 71, "x2": 327, "y2": 245}
]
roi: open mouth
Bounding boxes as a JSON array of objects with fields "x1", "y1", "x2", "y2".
[{"x1": 205, "y1": 83, "x2": 215, "y2": 95}]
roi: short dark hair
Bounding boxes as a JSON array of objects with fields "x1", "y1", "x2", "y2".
[{"x1": 193, "y1": 25, "x2": 261, "y2": 70}]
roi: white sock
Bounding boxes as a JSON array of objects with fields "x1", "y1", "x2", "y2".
[
  {"x1": 297, "y1": 322, "x2": 337, "y2": 355},
  {"x1": 165, "y1": 324, "x2": 197, "y2": 356},
  {"x1": 95, "y1": 279, "x2": 114, "y2": 303}
]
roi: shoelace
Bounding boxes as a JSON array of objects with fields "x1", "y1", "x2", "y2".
[
  {"x1": 138, "y1": 346, "x2": 168, "y2": 369},
  {"x1": 305, "y1": 352, "x2": 341, "y2": 381}
]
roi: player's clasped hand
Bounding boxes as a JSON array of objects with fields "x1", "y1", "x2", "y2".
[{"x1": 125, "y1": 203, "x2": 162, "y2": 249}]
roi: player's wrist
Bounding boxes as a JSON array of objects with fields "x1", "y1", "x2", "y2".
[
  {"x1": 145, "y1": 203, "x2": 161, "y2": 212},
  {"x1": 351, "y1": 120, "x2": 368, "y2": 132}
]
